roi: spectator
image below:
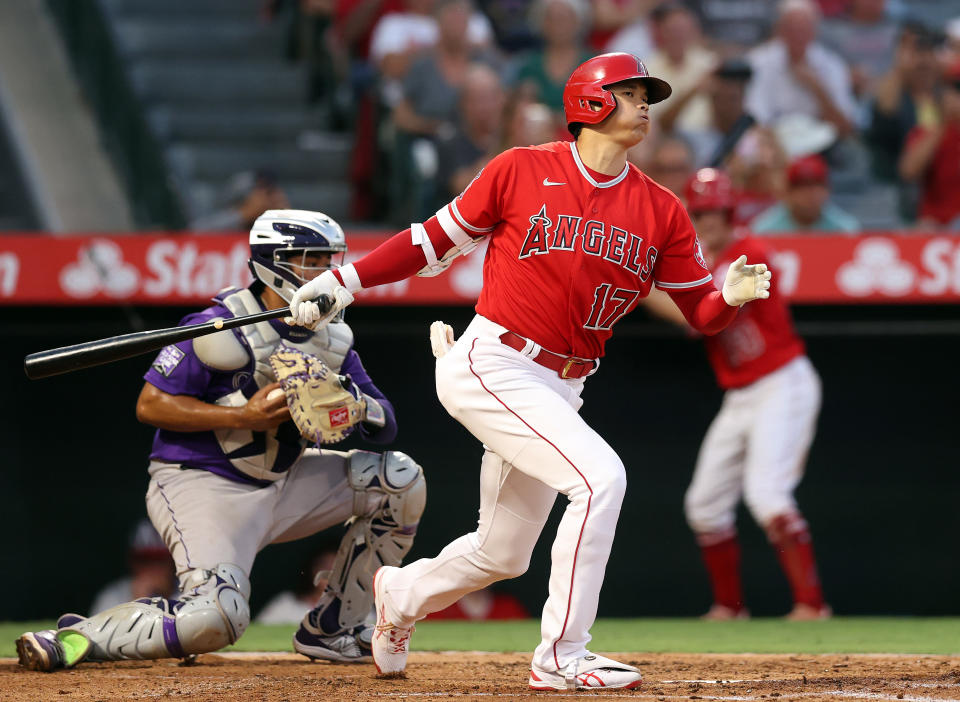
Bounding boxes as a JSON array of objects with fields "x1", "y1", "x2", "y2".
[
  {"x1": 388, "y1": 0, "x2": 501, "y2": 221},
  {"x1": 512, "y1": 0, "x2": 593, "y2": 131},
  {"x1": 687, "y1": 0, "x2": 777, "y2": 55},
  {"x1": 644, "y1": 3, "x2": 718, "y2": 132},
  {"x1": 947, "y1": 17, "x2": 960, "y2": 65},
  {"x1": 814, "y1": 0, "x2": 850, "y2": 17},
  {"x1": 751, "y1": 154, "x2": 861, "y2": 232},
  {"x1": 392, "y1": 0, "x2": 500, "y2": 138},
  {"x1": 426, "y1": 585, "x2": 530, "y2": 620},
  {"x1": 474, "y1": 0, "x2": 539, "y2": 53},
  {"x1": 589, "y1": 0, "x2": 658, "y2": 52},
  {"x1": 370, "y1": 0, "x2": 494, "y2": 106},
  {"x1": 331, "y1": 0, "x2": 407, "y2": 220},
  {"x1": 745, "y1": 0, "x2": 857, "y2": 139},
  {"x1": 504, "y1": 99, "x2": 556, "y2": 148},
  {"x1": 333, "y1": 0, "x2": 402, "y2": 64},
  {"x1": 90, "y1": 519, "x2": 178, "y2": 615},
  {"x1": 603, "y1": 10, "x2": 655, "y2": 60},
  {"x1": 820, "y1": 0, "x2": 899, "y2": 99},
  {"x1": 190, "y1": 170, "x2": 290, "y2": 232},
  {"x1": 255, "y1": 550, "x2": 336, "y2": 625},
  {"x1": 670, "y1": 57, "x2": 755, "y2": 167},
  {"x1": 898, "y1": 60, "x2": 960, "y2": 230},
  {"x1": 865, "y1": 22, "x2": 941, "y2": 183},
  {"x1": 435, "y1": 64, "x2": 507, "y2": 201},
  {"x1": 726, "y1": 126, "x2": 790, "y2": 225},
  {"x1": 278, "y1": 0, "x2": 341, "y2": 105},
  {"x1": 635, "y1": 134, "x2": 696, "y2": 200}
]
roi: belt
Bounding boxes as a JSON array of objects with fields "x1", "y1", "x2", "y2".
[{"x1": 498, "y1": 331, "x2": 596, "y2": 379}]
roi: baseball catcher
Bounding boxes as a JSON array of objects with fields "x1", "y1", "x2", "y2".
[{"x1": 16, "y1": 210, "x2": 426, "y2": 672}]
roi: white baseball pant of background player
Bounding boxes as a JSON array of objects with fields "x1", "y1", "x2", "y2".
[
  {"x1": 146, "y1": 449, "x2": 382, "y2": 592},
  {"x1": 378, "y1": 315, "x2": 624, "y2": 672},
  {"x1": 684, "y1": 356, "x2": 821, "y2": 538}
]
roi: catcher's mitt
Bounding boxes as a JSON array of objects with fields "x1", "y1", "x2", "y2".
[{"x1": 269, "y1": 346, "x2": 366, "y2": 444}]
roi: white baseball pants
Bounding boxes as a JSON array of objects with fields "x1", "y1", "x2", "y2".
[
  {"x1": 379, "y1": 315, "x2": 626, "y2": 672},
  {"x1": 145, "y1": 449, "x2": 379, "y2": 592},
  {"x1": 685, "y1": 355, "x2": 821, "y2": 533}
]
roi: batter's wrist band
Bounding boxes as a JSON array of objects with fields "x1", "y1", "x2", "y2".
[{"x1": 337, "y1": 263, "x2": 363, "y2": 293}]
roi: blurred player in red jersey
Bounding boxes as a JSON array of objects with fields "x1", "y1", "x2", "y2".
[
  {"x1": 288, "y1": 53, "x2": 772, "y2": 689},
  {"x1": 646, "y1": 168, "x2": 829, "y2": 621}
]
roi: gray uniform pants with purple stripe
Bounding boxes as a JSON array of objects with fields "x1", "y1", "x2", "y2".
[{"x1": 146, "y1": 448, "x2": 380, "y2": 594}]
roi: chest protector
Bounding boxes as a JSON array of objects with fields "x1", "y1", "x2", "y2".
[{"x1": 209, "y1": 288, "x2": 354, "y2": 482}]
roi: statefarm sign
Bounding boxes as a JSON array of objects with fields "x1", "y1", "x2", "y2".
[{"x1": 0, "y1": 232, "x2": 959, "y2": 305}]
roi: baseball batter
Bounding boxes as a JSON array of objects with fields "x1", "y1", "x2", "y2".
[
  {"x1": 16, "y1": 211, "x2": 426, "y2": 672},
  {"x1": 647, "y1": 169, "x2": 827, "y2": 620},
  {"x1": 289, "y1": 53, "x2": 772, "y2": 690}
]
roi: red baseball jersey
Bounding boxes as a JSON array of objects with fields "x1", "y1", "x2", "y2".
[
  {"x1": 704, "y1": 236, "x2": 804, "y2": 389},
  {"x1": 435, "y1": 141, "x2": 713, "y2": 359}
]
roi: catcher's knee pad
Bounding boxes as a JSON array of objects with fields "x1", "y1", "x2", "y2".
[
  {"x1": 347, "y1": 449, "x2": 426, "y2": 529},
  {"x1": 73, "y1": 564, "x2": 250, "y2": 661},
  {"x1": 305, "y1": 451, "x2": 425, "y2": 636}
]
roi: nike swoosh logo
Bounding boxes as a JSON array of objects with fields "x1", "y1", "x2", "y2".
[{"x1": 542, "y1": 178, "x2": 566, "y2": 186}]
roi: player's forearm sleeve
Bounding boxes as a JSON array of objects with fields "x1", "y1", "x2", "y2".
[
  {"x1": 667, "y1": 286, "x2": 739, "y2": 336},
  {"x1": 332, "y1": 218, "x2": 455, "y2": 291},
  {"x1": 341, "y1": 350, "x2": 398, "y2": 443}
]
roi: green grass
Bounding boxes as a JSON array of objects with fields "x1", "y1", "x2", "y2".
[{"x1": 2, "y1": 618, "x2": 958, "y2": 659}]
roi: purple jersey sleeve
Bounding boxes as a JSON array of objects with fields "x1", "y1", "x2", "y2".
[
  {"x1": 341, "y1": 349, "x2": 398, "y2": 444},
  {"x1": 143, "y1": 306, "x2": 244, "y2": 401}
]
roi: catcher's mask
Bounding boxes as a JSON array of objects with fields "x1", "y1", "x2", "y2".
[{"x1": 248, "y1": 209, "x2": 347, "y2": 306}]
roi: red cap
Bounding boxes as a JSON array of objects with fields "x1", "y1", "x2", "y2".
[
  {"x1": 787, "y1": 154, "x2": 829, "y2": 187},
  {"x1": 945, "y1": 59, "x2": 960, "y2": 84},
  {"x1": 684, "y1": 168, "x2": 735, "y2": 212}
]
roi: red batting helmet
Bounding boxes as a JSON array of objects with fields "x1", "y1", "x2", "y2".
[
  {"x1": 684, "y1": 168, "x2": 735, "y2": 213},
  {"x1": 563, "y1": 52, "x2": 672, "y2": 135}
]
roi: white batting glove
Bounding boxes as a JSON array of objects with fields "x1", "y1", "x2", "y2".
[
  {"x1": 429, "y1": 321, "x2": 456, "y2": 358},
  {"x1": 287, "y1": 270, "x2": 355, "y2": 330},
  {"x1": 721, "y1": 255, "x2": 772, "y2": 306}
]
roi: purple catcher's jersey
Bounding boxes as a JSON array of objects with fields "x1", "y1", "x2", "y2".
[{"x1": 143, "y1": 293, "x2": 396, "y2": 486}]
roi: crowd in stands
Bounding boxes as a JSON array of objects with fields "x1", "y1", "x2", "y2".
[{"x1": 271, "y1": 0, "x2": 960, "y2": 232}]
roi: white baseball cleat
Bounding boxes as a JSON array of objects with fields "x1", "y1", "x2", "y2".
[
  {"x1": 371, "y1": 566, "x2": 414, "y2": 675},
  {"x1": 529, "y1": 653, "x2": 642, "y2": 690}
]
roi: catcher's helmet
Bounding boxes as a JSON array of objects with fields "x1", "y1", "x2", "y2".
[
  {"x1": 248, "y1": 209, "x2": 347, "y2": 303},
  {"x1": 563, "y1": 52, "x2": 672, "y2": 135},
  {"x1": 684, "y1": 168, "x2": 735, "y2": 213}
]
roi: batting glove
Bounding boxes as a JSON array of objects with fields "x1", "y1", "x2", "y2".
[
  {"x1": 721, "y1": 255, "x2": 772, "y2": 306},
  {"x1": 287, "y1": 270, "x2": 355, "y2": 329},
  {"x1": 429, "y1": 321, "x2": 456, "y2": 358}
]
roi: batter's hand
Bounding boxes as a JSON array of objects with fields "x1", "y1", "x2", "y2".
[
  {"x1": 722, "y1": 255, "x2": 772, "y2": 306},
  {"x1": 429, "y1": 321, "x2": 456, "y2": 358},
  {"x1": 287, "y1": 270, "x2": 355, "y2": 330},
  {"x1": 238, "y1": 382, "x2": 291, "y2": 431}
]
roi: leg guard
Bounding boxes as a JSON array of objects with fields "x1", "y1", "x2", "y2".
[
  {"x1": 69, "y1": 564, "x2": 251, "y2": 661},
  {"x1": 304, "y1": 450, "x2": 426, "y2": 636}
]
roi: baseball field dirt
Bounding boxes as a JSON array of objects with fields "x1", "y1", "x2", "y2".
[{"x1": 2, "y1": 652, "x2": 959, "y2": 701}]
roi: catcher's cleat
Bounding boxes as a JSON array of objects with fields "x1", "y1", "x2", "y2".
[
  {"x1": 529, "y1": 653, "x2": 643, "y2": 691},
  {"x1": 293, "y1": 625, "x2": 372, "y2": 663},
  {"x1": 371, "y1": 566, "x2": 414, "y2": 675},
  {"x1": 56, "y1": 613, "x2": 86, "y2": 629},
  {"x1": 16, "y1": 629, "x2": 91, "y2": 672}
]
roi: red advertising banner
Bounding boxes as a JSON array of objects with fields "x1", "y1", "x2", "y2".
[{"x1": 0, "y1": 232, "x2": 958, "y2": 305}]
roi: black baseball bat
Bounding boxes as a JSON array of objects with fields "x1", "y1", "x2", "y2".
[{"x1": 23, "y1": 295, "x2": 332, "y2": 380}]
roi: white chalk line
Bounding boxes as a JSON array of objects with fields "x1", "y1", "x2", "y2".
[{"x1": 369, "y1": 692, "x2": 959, "y2": 702}]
